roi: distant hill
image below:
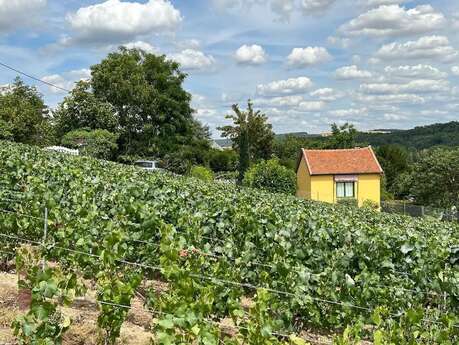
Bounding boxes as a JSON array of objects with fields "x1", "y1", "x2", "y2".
[
  {"x1": 357, "y1": 121, "x2": 459, "y2": 149},
  {"x1": 215, "y1": 132, "x2": 317, "y2": 148},
  {"x1": 215, "y1": 121, "x2": 459, "y2": 150}
]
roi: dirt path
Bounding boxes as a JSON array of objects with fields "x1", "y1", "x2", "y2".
[{"x1": 0, "y1": 272, "x2": 153, "y2": 345}]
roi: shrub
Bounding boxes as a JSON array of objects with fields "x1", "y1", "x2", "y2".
[
  {"x1": 61, "y1": 129, "x2": 119, "y2": 160},
  {"x1": 243, "y1": 159, "x2": 296, "y2": 195},
  {"x1": 362, "y1": 199, "x2": 379, "y2": 210},
  {"x1": 190, "y1": 166, "x2": 214, "y2": 182},
  {"x1": 215, "y1": 171, "x2": 238, "y2": 182},
  {"x1": 337, "y1": 198, "x2": 358, "y2": 208},
  {"x1": 161, "y1": 145, "x2": 210, "y2": 175},
  {"x1": 209, "y1": 149, "x2": 237, "y2": 172}
]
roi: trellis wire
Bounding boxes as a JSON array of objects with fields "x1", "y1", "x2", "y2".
[
  {"x1": 3, "y1": 230, "x2": 458, "y2": 330},
  {"x1": 1, "y1": 208, "x2": 457, "y2": 329}
]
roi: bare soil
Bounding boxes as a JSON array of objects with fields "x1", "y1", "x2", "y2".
[{"x1": 0, "y1": 272, "x2": 153, "y2": 345}]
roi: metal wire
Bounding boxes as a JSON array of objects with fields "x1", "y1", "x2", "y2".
[
  {"x1": 97, "y1": 300, "x2": 297, "y2": 340},
  {"x1": 0, "y1": 208, "x2": 43, "y2": 221},
  {"x1": 2, "y1": 231, "x2": 457, "y2": 329}
]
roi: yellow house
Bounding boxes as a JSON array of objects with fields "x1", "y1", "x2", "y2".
[{"x1": 296, "y1": 147, "x2": 383, "y2": 207}]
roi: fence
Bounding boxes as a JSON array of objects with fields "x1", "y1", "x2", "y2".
[{"x1": 381, "y1": 201, "x2": 459, "y2": 222}]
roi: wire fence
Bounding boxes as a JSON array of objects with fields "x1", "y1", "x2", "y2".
[
  {"x1": 381, "y1": 201, "x2": 459, "y2": 222},
  {"x1": 1, "y1": 196, "x2": 458, "y2": 336}
]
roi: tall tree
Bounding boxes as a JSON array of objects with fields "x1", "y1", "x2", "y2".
[
  {"x1": 218, "y1": 100, "x2": 274, "y2": 162},
  {"x1": 238, "y1": 125, "x2": 250, "y2": 184},
  {"x1": 327, "y1": 123, "x2": 357, "y2": 149},
  {"x1": 90, "y1": 47, "x2": 202, "y2": 156},
  {"x1": 376, "y1": 144, "x2": 410, "y2": 195},
  {"x1": 273, "y1": 135, "x2": 319, "y2": 170},
  {"x1": 408, "y1": 148, "x2": 459, "y2": 208},
  {"x1": 53, "y1": 80, "x2": 118, "y2": 138},
  {"x1": 0, "y1": 77, "x2": 51, "y2": 145}
]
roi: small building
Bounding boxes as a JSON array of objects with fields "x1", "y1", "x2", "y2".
[
  {"x1": 45, "y1": 146, "x2": 79, "y2": 156},
  {"x1": 296, "y1": 147, "x2": 383, "y2": 207}
]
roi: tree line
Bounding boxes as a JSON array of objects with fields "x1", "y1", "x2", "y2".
[{"x1": 0, "y1": 47, "x2": 457, "y2": 209}]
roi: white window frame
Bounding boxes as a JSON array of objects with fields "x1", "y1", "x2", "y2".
[{"x1": 336, "y1": 181, "x2": 355, "y2": 198}]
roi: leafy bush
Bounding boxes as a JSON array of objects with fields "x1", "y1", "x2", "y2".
[
  {"x1": 362, "y1": 199, "x2": 379, "y2": 210},
  {"x1": 0, "y1": 119, "x2": 14, "y2": 141},
  {"x1": 209, "y1": 149, "x2": 237, "y2": 172},
  {"x1": 190, "y1": 166, "x2": 214, "y2": 182},
  {"x1": 61, "y1": 129, "x2": 119, "y2": 160},
  {"x1": 243, "y1": 159, "x2": 296, "y2": 194},
  {"x1": 337, "y1": 198, "x2": 358, "y2": 208},
  {"x1": 215, "y1": 171, "x2": 238, "y2": 182},
  {"x1": 161, "y1": 144, "x2": 210, "y2": 175}
]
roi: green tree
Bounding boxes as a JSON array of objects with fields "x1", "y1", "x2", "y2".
[
  {"x1": 408, "y1": 148, "x2": 459, "y2": 208},
  {"x1": 218, "y1": 100, "x2": 275, "y2": 161},
  {"x1": 238, "y1": 125, "x2": 250, "y2": 184},
  {"x1": 376, "y1": 145, "x2": 410, "y2": 196},
  {"x1": 90, "y1": 47, "x2": 204, "y2": 156},
  {"x1": 53, "y1": 80, "x2": 118, "y2": 138},
  {"x1": 61, "y1": 129, "x2": 119, "y2": 160},
  {"x1": 209, "y1": 149, "x2": 237, "y2": 172},
  {"x1": 273, "y1": 135, "x2": 318, "y2": 170},
  {"x1": 243, "y1": 158, "x2": 296, "y2": 195},
  {"x1": 327, "y1": 123, "x2": 357, "y2": 149},
  {"x1": 0, "y1": 77, "x2": 51, "y2": 145}
]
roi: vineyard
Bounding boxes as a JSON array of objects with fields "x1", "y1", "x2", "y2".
[{"x1": 0, "y1": 140, "x2": 458, "y2": 344}]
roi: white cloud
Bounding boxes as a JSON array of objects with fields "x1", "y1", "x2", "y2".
[
  {"x1": 256, "y1": 96, "x2": 325, "y2": 111},
  {"x1": 169, "y1": 49, "x2": 215, "y2": 71},
  {"x1": 176, "y1": 39, "x2": 201, "y2": 50},
  {"x1": 452, "y1": 66, "x2": 459, "y2": 77},
  {"x1": 256, "y1": 76, "x2": 313, "y2": 96},
  {"x1": 376, "y1": 36, "x2": 458, "y2": 62},
  {"x1": 360, "y1": 79, "x2": 449, "y2": 94},
  {"x1": 329, "y1": 107, "x2": 368, "y2": 117},
  {"x1": 310, "y1": 88, "x2": 344, "y2": 101},
  {"x1": 258, "y1": 95, "x2": 305, "y2": 107},
  {"x1": 335, "y1": 65, "x2": 372, "y2": 79},
  {"x1": 270, "y1": 0, "x2": 296, "y2": 20},
  {"x1": 235, "y1": 44, "x2": 267, "y2": 65},
  {"x1": 122, "y1": 41, "x2": 157, "y2": 54},
  {"x1": 364, "y1": 0, "x2": 410, "y2": 7},
  {"x1": 42, "y1": 69, "x2": 91, "y2": 93},
  {"x1": 354, "y1": 93, "x2": 425, "y2": 104},
  {"x1": 383, "y1": 113, "x2": 406, "y2": 121},
  {"x1": 0, "y1": 0, "x2": 46, "y2": 33},
  {"x1": 287, "y1": 47, "x2": 332, "y2": 67},
  {"x1": 212, "y1": 0, "x2": 335, "y2": 20},
  {"x1": 301, "y1": 0, "x2": 336, "y2": 14},
  {"x1": 384, "y1": 65, "x2": 447, "y2": 80},
  {"x1": 339, "y1": 5, "x2": 445, "y2": 37},
  {"x1": 67, "y1": 0, "x2": 182, "y2": 43},
  {"x1": 297, "y1": 101, "x2": 326, "y2": 111},
  {"x1": 196, "y1": 108, "x2": 218, "y2": 118}
]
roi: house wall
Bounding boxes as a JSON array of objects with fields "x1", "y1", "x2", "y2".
[
  {"x1": 310, "y1": 175, "x2": 335, "y2": 203},
  {"x1": 296, "y1": 157, "x2": 311, "y2": 199},
  {"x1": 297, "y1": 156, "x2": 381, "y2": 206},
  {"x1": 356, "y1": 174, "x2": 381, "y2": 207}
]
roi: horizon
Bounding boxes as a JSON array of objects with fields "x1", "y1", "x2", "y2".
[{"x1": 1, "y1": 0, "x2": 459, "y2": 138}]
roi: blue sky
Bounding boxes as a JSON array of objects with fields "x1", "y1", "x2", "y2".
[{"x1": 1, "y1": 0, "x2": 459, "y2": 138}]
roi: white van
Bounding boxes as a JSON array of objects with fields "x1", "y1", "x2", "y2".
[{"x1": 134, "y1": 160, "x2": 160, "y2": 171}]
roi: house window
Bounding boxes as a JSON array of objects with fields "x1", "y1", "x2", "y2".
[{"x1": 336, "y1": 182, "x2": 355, "y2": 198}]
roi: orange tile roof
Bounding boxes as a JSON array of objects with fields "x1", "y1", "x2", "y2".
[{"x1": 300, "y1": 147, "x2": 383, "y2": 175}]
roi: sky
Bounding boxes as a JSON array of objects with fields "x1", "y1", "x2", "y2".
[{"x1": 1, "y1": 0, "x2": 459, "y2": 138}]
